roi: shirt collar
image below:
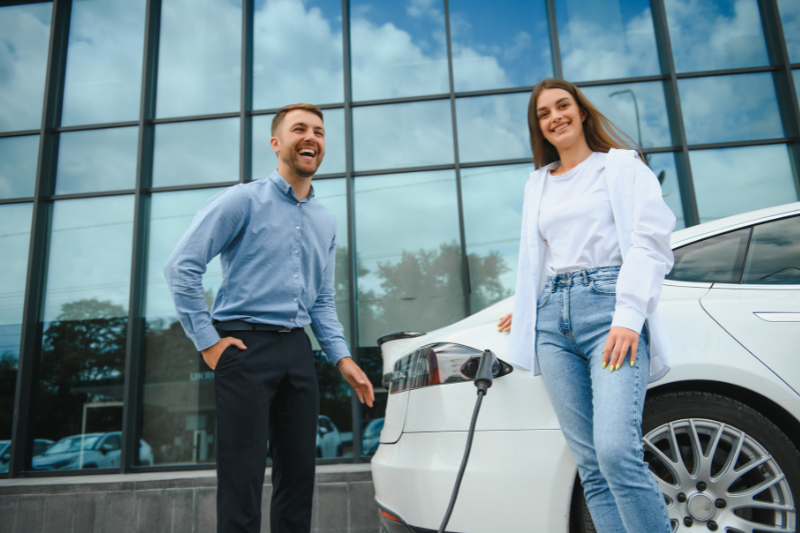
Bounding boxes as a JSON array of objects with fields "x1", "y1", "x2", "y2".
[{"x1": 269, "y1": 170, "x2": 315, "y2": 202}]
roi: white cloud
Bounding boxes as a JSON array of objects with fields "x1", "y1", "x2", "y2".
[{"x1": 778, "y1": 0, "x2": 800, "y2": 62}]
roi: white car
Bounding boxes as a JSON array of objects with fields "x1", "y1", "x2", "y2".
[
  {"x1": 372, "y1": 202, "x2": 800, "y2": 533},
  {"x1": 31, "y1": 432, "x2": 154, "y2": 470},
  {"x1": 317, "y1": 415, "x2": 343, "y2": 458}
]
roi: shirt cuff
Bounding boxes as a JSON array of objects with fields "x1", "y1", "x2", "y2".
[
  {"x1": 193, "y1": 324, "x2": 222, "y2": 352},
  {"x1": 326, "y1": 345, "x2": 351, "y2": 366},
  {"x1": 611, "y1": 307, "x2": 646, "y2": 334}
]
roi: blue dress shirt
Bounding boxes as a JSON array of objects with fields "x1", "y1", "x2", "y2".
[{"x1": 164, "y1": 170, "x2": 350, "y2": 365}]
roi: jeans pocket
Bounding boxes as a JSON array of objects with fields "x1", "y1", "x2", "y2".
[
  {"x1": 536, "y1": 289, "x2": 552, "y2": 310},
  {"x1": 590, "y1": 279, "x2": 617, "y2": 296}
]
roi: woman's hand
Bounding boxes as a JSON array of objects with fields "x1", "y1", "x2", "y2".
[
  {"x1": 498, "y1": 313, "x2": 512, "y2": 332},
  {"x1": 602, "y1": 326, "x2": 639, "y2": 371}
]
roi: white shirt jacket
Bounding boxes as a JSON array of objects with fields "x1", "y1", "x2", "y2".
[{"x1": 508, "y1": 149, "x2": 676, "y2": 382}]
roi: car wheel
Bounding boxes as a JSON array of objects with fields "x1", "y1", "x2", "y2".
[{"x1": 571, "y1": 391, "x2": 800, "y2": 533}]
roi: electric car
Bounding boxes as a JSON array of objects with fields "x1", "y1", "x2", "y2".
[
  {"x1": 31, "y1": 432, "x2": 154, "y2": 470},
  {"x1": 372, "y1": 202, "x2": 800, "y2": 533}
]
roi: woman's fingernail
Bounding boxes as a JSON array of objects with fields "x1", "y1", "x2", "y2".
[
  {"x1": 601, "y1": 349, "x2": 604, "y2": 354},
  {"x1": 615, "y1": 363, "x2": 621, "y2": 370},
  {"x1": 601, "y1": 361, "x2": 607, "y2": 369},
  {"x1": 609, "y1": 365, "x2": 614, "y2": 373},
  {"x1": 630, "y1": 361, "x2": 635, "y2": 367}
]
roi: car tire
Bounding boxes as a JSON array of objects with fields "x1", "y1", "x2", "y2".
[{"x1": 571, "y1": 390, "x2": 800, "y2": 533}]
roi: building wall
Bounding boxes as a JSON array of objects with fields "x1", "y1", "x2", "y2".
[{"x1": 0, "y1": 0, "x2": 799, "y2": 477}]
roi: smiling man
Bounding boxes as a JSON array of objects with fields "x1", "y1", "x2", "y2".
[{"x1": 164, "y1": 103, "x2": 374, "y2": 533}]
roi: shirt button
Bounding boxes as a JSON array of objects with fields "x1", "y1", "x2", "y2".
[
  {"x1": 294, "y1": 250, "x2": 298, "y2": 254},
  {"x1": 293, "y1": 274, "x2": 297, "y2": 278},
  {"x1": 284, "y1": 189, "x2": 288, "y2": 193},
  {"x1": 293, "y1": 298, "x2": 297, "y2": 302},
  {"x1": 296, "y1": 202, "x2": 300, "y2": 206},
  {"x1": 290, "y1": 318, "x2": 294, "y2": 322},
  {"x1": 296, "y1": 226, "x2": 300, "y2": 230}
]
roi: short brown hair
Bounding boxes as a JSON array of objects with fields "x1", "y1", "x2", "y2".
[
  {"x1": 271, "y1": 103, "x2": 324, "y2": 136},
  {"x1": 528, "y1": 79, "x2": 641, "y2": 168}
]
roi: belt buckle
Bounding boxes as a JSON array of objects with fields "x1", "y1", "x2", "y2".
[{"x1": 278, "y1": 328, "x2": 291, "y2": 333}]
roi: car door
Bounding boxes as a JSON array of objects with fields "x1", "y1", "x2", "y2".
[
  {"x1": 98, "y1": 433, "x2": 122, "y2": 468},
  {"x1": 700, "y1": 215, "x2": 800, "y2": 394}
]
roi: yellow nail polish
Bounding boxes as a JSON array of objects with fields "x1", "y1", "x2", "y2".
[
  {"x1": 616, "y1": 363, "x2": 621, "y2": 370},
  {"x1": 601, "y1": 361, "x2": 607, "y2": 369},
  {"x1": 609, "y1": 364, "x2": 614, "y2": 373},
  {"x1": 630, "y1": 361, "x2": 635, "y2": 367},
  {"x1": 497, "y1": 328, "x2": 503, "y2": 331},
  {"x1": 601, "y1": 349, "x2": 604, "y2": 354}
]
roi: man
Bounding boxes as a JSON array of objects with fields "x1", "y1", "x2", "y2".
[{"x1": 164, "y1": 103, "x2": 374, "y2": 533}]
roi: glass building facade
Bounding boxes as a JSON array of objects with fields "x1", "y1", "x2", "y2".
[{"x1": 0, "y1": 0, "x2": 798, "y2": 477}]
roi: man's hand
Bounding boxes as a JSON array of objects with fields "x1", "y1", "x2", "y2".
[
  {"x1": 201, "y1": 337, "x2": 247, "y2": 370},
  {"x1": 337, "y1": 357, "x2": 375, "y2": 407},
  {"x1": 602, "y1": 326, "x2": 640, "y2": 372}
]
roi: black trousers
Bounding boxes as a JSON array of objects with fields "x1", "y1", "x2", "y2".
[{"x1": 214, "y1": 328, "x2": 319, "y2": 533}]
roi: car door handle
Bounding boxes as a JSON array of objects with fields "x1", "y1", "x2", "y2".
[{"x1": 754, "y1": 312, "x2": 800, "y2": 322}]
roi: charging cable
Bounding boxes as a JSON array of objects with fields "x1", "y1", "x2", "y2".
[{"x1": 435, "y1": 349, "x2": 497, "y2": 533}]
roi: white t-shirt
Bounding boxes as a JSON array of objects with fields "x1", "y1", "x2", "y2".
[{"x1": 539, "y1": 152, "x2": 623, "y2": 276}]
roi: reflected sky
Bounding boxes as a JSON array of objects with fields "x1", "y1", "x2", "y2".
[
  {"x1": 253, "y1": 0, "x2": 343, "y2": 110},
  {"x1": 580, "y1": 82, "x2": 671, "y2": 149},
  {"x1": 679, "y1": 74, "x2": 783, "y2": 145},
  {"x1": 61, "y1": 0, "x2": 146, "y2": 126},
  {"x1": 0, "y1": 203, "x2": 33, "y2": 359},
  {"x1": 646, "y1": 153, "x2": 685, "y2": 230},
  {"x1": 665, "y1": 0, "x2": 769, "y2": 72},
  {"x1": 146, "y1": 188, "x2": 226, "y2": 321},
  {"x1": 461, "y1": 164, "x2": 531, "y2": 313},
  {"x1": 690, "y1": 145, "x2": 797, "y2": 223},
  {"x1": 355, "y1": 170, "x2": 463, "y2": 345},
  {"x1": 156, "y1": 0, "x2": 242, "y2": 118},
  {"x1": 56, "y1": 127, "x2": 138, "y2": 195},
  {"x1": 555, "y1": 0, "x2": 659, "y2": 82},
  {"x1": 794, "y1": 70, "x2": 800, "y2": 108},
  {"x1": 450, "y1": 0, "x2": 551, "y2": 92},
  {"x1": 152, "y1": 118, "x2": 239, "y2": 188},
  {"x1": 456, "y1": 93, "x2": 530, "y2": 164},
  {"x1": 0, "y1": 3, "x2": 52, "y2": 132},
  {"x1": 350, "y1": 0, "x2": 449, "y2": 100},
  {"x1": 0, "y1": 135, "x2": 38, "y2": 199},
  {"x1": 43, "y1": 196, "x2": 134, "y2": 322},
  {"x1": 252, "y1": 109, "x2": 345, "y2": 179},
  {"x1": 779, "y1": 0, "x2": 800, "y2": 63},
  {"x1": 353, "y1": 100, "x2": 454, "y2": 171}
]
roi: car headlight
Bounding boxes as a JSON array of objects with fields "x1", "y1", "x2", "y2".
[{"x1": 383, "y1": 343, "x2": 512, "y2": 394}]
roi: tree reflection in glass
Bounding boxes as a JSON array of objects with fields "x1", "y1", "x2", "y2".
[{"x1": 33, "y1": 196, "x2": 134, "y2": 471}]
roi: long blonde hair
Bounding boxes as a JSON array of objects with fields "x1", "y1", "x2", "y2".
[{"x1": 528, "y1": 79, "x2": 642, "y2": 168}]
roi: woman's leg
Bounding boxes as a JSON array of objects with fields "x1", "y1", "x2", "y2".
[{"x1": 536, "y1": 280, "x2": 626, "y2": 533}]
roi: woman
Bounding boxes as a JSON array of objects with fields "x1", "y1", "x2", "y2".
[{"x1": 498, "y1": 79, "x2": 675, "y2": 533}]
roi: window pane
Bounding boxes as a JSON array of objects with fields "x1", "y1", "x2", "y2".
[
  {"x1": 60, "y1": 0, "x2": 146, "y2": 126},
  {"x1": 679, "y1": 74, "x2": 783, "y2": 145},
  {"x1": 461, "y1": 164, "x2": 531, "y2": 314},
  {"x1": 668, "y1": 228, "x2": 750, "y2": 283},
  {"x1": 742, "y1": 216, "x2": 800, "y2": 285},
  {"x1": 450, "y1": 0, "x2": 551, "y2": 92},
  {"x1": 555, "y1": 0, "x2": 659, "y2": 82},
  {"x1": 353, "y1": 101, "x2": 454, "y2": 171},
  {"x1": 0, "y1": 204, "x2": 33, "y2": 450},
  {"x1": 691, "y1": 145, "x2": 798, "y2": 223},
  {"x1": 355, "y1": 170, "x2": 464, "y2": 347},
  {"x1": 253, "y1": 0, "x2": 343, "y2": 110},
  {"x1": 55, "y1": 127, "x2": 138, "y2": 195},
  {"x1": 666, "y1": 0, "x2": 769, "y2": 72},
  {"x1": 152, "y1": 118, "x2": 239, "y2": 188},
  {"x1": 0, "y1": 136, "x2": 39, "y2": 199},
  {"x1": 34, "y1": 196, "x2": 134, "y2": 471},
  {"x1": 456, "y1": 93, "x2": 530, "y2": 164},
  {"x1": 350, "y1": 0, "x2": 449, "y2": 100},
  {"x1": 794, "y1": 70, "x2": 800, "y2": 107},
  {"x1": 779, "y1": 0, "x2": 800, "y2": 63},
  {"x1": 156, "y1": 0, "x2": 242, "y2": 118},
  {"x1": 0, "y1": 3, "x2": 52, "y2": 132},
  {"x1": 580, "y1": 82, "x2": 672, "y2": 149},
  {"x1": 646, "y1": 153, "x2": 686, "y2": 230},
  {"x1": 252, "y1": 109, "x2": 345, "y2": 180},
  {"x1": 142, "y1": 188, "x2": 225, "y2": 466}
]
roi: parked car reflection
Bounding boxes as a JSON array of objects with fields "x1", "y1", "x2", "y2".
[
  {"x1": 31, "y1": 432, "x2": 153, "y2": 470},
  {"x1": 362, "y1": 418, "x2": 384, "y2": 456},
  {"x1": 316, "y1": 415, "x2": 342, "y2": 458},
  {"x1": 0, "y1": 439, "x2": 54, "y2": 473}
]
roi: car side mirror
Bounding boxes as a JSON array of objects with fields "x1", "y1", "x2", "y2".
[{"x1": 100, "y1": 444, "x2": 113, "y2": 455}]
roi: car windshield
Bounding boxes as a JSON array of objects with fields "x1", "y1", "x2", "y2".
[{"x1": 44, "y1": 435, "x2": 101, "y2": 455}]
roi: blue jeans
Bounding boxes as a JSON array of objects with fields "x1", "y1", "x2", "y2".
[{"x1": 536, "y1": 266, "x2": 671, "y2": 533}]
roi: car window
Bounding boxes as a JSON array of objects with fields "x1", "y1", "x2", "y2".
[
  {"x1": 32, "y1": 440, "x2": 50, "y2": 456},
  {"x1": 741, "y1": 215, "x2": 800, "y2": 285},
  {"x1": 667, "y1": 228, "x2": 750, "y2": 283},
  {"x1": 103, "y1": 435, "x2": 121, "y2": 451}
]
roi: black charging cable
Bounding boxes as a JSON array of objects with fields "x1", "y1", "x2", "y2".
[{"x1": 435, "y1": 350, "x2": 497, "y2": 533}]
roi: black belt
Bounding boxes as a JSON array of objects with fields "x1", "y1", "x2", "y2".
[{"x1": 214, "y1": 320, "x2": 294, "y2": 332}]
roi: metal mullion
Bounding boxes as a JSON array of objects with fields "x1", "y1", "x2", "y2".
[
  {"x1": 673, "y1": 65, "x2": 779, "y2": 79},
  {"x1": 250, "y1": 103, "x2": 345, "y2": 116},
  {"x1": 352, "y1": 163, "x2": 456, "y2": 177},
  {"x1": 650, "y1": 0, "x2": 699, "y2": 227},
  {"x1": 9, "y1": 0, "x2": 71, "y2": 478},
  {"x1": 151, "y1": 111, "x2": 240, "y2": 124},
  {"x1": 350, "y1": 93, "x2": 450, "y2": 108},
  {"x1": 759, "y1": 0, "x2": 800, "y2": 197},
  {"x1": 574, "y1": 75, "x2": 669, "y2": 87},
  {"x1": 545, "y1": 0, "x2": 562, "y2": 78},
  {"x1": 444, "y1": 0, "x2": 471, "y2": 319},
  {"x1": 455, "y1": 86, "x2": 535, "y2": 98},
  {"x1": 54, "y1": 121, "x2": 139, "y2": 132},
  {"x1": 240, "y1": 0, "x2": 253, "y2": 183},
  {"x1": 143, "y1": 181, "x2": 239, "y2": 194},
  {"x1": 121, "y1": 0, "x2": 161, "y2": 474},
  {"x1": 342, "y1": 0, "x2": 361, "y2": 463},
  {"x1": 687, "y1": 138, "x2": 797, "y2": 151},
  {"x1": 43, "y1": 189, "x2": 137, "y2": 201},
  {"x1": 0, "y1": 130, "x2": 40, "y2": 138},
  {"x1": 0, "y1": 197, "x2": 36, "y2": 205}
]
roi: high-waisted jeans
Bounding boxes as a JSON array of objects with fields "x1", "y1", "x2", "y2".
[{"x1": 536, "y1": 266, "x2": 671, "y2": 533}]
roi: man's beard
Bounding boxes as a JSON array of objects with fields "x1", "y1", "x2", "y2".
[{"x1": 282, "y1": 149, "x2": 321, "y2": 178}]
